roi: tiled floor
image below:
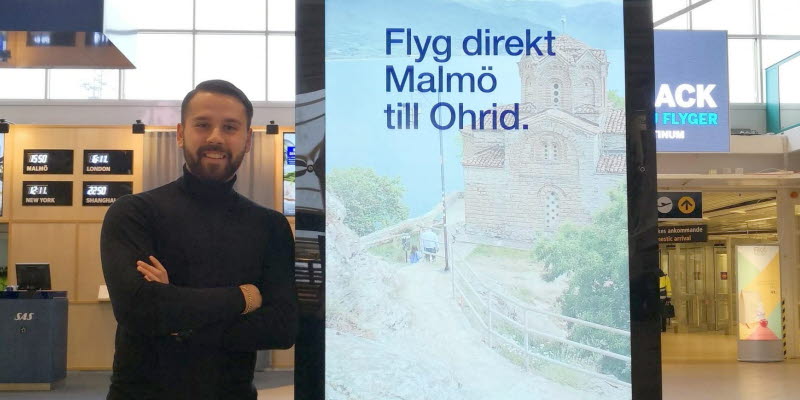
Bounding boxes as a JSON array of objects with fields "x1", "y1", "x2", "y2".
[
  {"x1": 5, "y1": 334, "x2": 799, "y2": 400},
  {"x1": 662, "y1": 332, "x2": 800, "y2": 400}
]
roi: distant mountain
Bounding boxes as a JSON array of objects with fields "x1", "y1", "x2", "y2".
[
  {"x1": 441, "y1": 0, "x2": 625, "y2": 50},
  {"x1": 328, "y1": 0, "x2": 551, "y2": 59}
]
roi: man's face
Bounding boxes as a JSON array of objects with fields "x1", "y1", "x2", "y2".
[{"x1": 177, "y1": 91, "x2": 253, "y2": 182}]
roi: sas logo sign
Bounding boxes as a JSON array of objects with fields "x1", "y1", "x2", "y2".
[{"x1": 14, "y1": 313, "x2": 35, "y2": 321}]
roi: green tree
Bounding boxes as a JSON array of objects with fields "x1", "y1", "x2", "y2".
[
  {"x1": 534, "y1": 185, "x2": 631, "y2": 380},
  {"x1": 607, "y1": 90, "x2": 625, "y2": 110},
  {"x1": 328, "y1": 167, "x2": 409, "y2": 236}
]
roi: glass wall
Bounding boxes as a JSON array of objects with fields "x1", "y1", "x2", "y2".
[
  {"x1": 0, "y1": 0, "x2": 295, "y2": 102},
  {"x1": 654, "y1": 0, "x2": 800, "y2": 103}
]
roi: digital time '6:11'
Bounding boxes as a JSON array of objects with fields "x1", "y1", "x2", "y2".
[{"x1": 89, "y1": 154, "x2": 109, "y2": 164}]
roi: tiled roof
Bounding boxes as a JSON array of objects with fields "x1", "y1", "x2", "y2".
[
  {"x1": 552, "y1": 35, "x2": 590, "y2": 62},
  {"x1": 602, "y1": 109, "x2": 626, "y2": 134},
  {"x1": 479, "y1": 103, "x2": 537, "y2": 128},
  {"x1": 462, "y1": 145, "x2": 504, "y2": 168},
  {"x1": 596, "y1": 153, "x2": 626, "y2": 174}
]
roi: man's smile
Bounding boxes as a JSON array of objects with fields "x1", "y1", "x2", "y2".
[{"x1": 202, "y1": 151, "x2": 227, "y2": 160}]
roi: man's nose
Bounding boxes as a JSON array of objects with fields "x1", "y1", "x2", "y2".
[{"x1": 207, "y1": 126, "x2": 224, "y2": 144}]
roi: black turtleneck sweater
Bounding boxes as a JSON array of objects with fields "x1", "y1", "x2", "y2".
[{"x1": 100, "y1": 168, "x2": 297, "y2": 400}]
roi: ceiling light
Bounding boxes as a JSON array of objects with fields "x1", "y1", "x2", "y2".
[{"x1": 745, "y1": 216, "x2": 777, "y2": 223}]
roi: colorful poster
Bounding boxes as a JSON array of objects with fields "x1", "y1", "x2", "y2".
[
  {"x1": 737, "y1": 245, "x2": 782, "y2": 341},
  {"x1": 326, "y1": 0, "x2": 633, "y2": 398},
  {"x1": 283, "y1": 132, "x2": 295, "y2": 216},
  {"x1": 0, "y1": 133, "x2": 4, "y2": 216}
]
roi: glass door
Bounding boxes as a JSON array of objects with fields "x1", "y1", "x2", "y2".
[
  {"x1": 684, "y1": 247, "x2": 708, "y2": 331},
  {"x1": 714, "y1": 248, "x2": 732, "y2": 332}
]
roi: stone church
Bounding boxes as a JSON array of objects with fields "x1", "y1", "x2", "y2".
[{"x1": 461, "y1": 36, "x2": 626, "y2": 242}]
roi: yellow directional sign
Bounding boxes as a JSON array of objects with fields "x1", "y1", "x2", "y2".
[
  {"x1": 678, "y1": 196, "x2": 696, "y2": 214},
  {"x1": 659, "y1": 191, "x2": 703, "y2": 220}
]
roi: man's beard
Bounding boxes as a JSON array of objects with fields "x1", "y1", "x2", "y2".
[{"x1": 184, "y1": 145, "x2": 245, "y2": 182}]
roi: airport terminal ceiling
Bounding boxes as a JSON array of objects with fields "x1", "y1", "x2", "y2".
[{"x1": 660, "y1": 191, "x2": 780, "y2": 240}]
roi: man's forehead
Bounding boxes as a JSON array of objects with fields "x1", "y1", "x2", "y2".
[
  {"x1": 185, "y1": 92, "x2": 247, "y2": 120},
  {"x1": 190, "y1": 115, "x2": 244, "y2": 124}
]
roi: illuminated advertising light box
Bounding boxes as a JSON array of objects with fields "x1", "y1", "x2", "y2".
[
  {"x1": 300, "y1": 0, "x2": 659, "y2": 398},
  {"x1": 736, "y1": 245, "x2": 783, "y2": 362},
  {"x1": 737, "y1": 246, "x2": 782, "y2": 341},
  {"x1": 283, "y1": 133, "x2": 296, "y2": 216},
  {"x1": 654, "y1": 30, "x2": 730, "y2": 152},
  {"x1": 0, "y1": 134, "x2": 4, "y2": 216}
]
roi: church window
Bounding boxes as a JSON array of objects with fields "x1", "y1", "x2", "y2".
[
  {"x1": 582, "y1": 79, "x2": 595, "y2": 106},
  {"x1": 546, "y1": 190, "x2": 560, "y2": 230},
  {"x1": 543, "y1": 140, "x2": 559, "y2": 161},
  {"x1": 552, "y1": 82, "x2": 560, "y2": 108}
]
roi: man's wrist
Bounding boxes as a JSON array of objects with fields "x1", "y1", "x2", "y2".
[{"x1": 239, "y1": 284, "x2": 255, "y2": 314}]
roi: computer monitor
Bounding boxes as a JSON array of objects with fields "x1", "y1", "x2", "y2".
[{"x1": 16, "y1": 263, "x2": 51, "y2": 291}]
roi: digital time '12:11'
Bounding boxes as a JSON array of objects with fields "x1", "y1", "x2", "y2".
[{"x1": 27, "y1": 185, "x2": 48, "y2": 195}]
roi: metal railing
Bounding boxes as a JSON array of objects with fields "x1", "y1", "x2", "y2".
[
  {"x1": 358, "y1": 226, "x2": 631, "y2": 387},
  {"x1": 453, "y1": 261, "x2": 632, "y2": 388}
]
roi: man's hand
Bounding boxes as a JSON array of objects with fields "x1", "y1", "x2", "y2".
[{"x1": 136, "y1": 256, "x2": 169, "y2": 284}]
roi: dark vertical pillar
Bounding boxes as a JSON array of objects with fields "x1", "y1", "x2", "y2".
[
  {"x1": 294, "y1": 1, "x2": 325, "y2": 399},
  {"x1": 623, "y1": 1, "x2": 661, "y2": 399}
]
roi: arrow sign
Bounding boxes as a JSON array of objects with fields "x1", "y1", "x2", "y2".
[
  {"x1": 678, "y1": 196, "x2": 696, "y2": 214},
  {"x1": 658, "y1": 192, "x2": 702, "y2": 220}
]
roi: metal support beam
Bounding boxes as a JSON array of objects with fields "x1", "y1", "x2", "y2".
[{"x1": 654, "y1": 0, "x2": 716, "y2": 28}]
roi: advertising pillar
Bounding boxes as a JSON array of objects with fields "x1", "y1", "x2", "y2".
[{"x1": 737, "y1": 245, "x2": 784, "y2": 362}]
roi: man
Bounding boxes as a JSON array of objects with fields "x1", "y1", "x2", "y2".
[
  {"x1": 101, "y1": 80, "x2": 298, "y2": 399},
  {"x1": 420, "y1": 229, "x2": 439, "y2": 262}
]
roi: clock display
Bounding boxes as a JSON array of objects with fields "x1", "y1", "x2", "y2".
[
  {"x1": 88, "y1": 153, "x2": 110, "y2": 164},
  {"x1": 28, "y1": 154, "x2": 49, "y2": 164},
  {"x1": 85, "y1": 185, "x2": 109, "y2": 196},
  {"x1": 22, "y1": 181, "x2": 72, "y2": 206},
  {"x1": 27, "y1": 185, "x2": 48, "y2": 196},
  {"x1": 23, "y1": 150, "x2": 73, "y2": 174},
  {"x1": 82, "y1": 181, "x2": 132, "y2": 206},
  {"x1": 83, "y1": 150, "x2": 133, "y2": 174}
]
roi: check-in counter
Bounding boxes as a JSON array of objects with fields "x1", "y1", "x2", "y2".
[{"x1": 0, "y1": 291, "x2": 68, "y2": 390}]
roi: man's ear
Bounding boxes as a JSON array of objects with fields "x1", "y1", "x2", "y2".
[
  {"x1": 177, "y1": 123, "x2": 185, "y2": 148},
  {"x1": 245, "y1": 128, "x2": 254, "y2": 154}
]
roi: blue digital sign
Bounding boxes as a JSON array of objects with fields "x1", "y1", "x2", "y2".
[
  {"x1": 287, "y1": 146, "x2": 295, "y2": 166},
  {"x1": 655, "y1": 30, "x2": 730, "y2": 152}
]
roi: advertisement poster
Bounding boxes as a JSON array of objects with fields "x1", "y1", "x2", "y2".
[
  {"x1": 0, "y1": 134, "x2": 4, "y2": 216},
  {"x1": 737, "y1": 245, "x2": 782, "y2": 341},
  {"x1": 326, "y1": 0, "x2": 632, "y2": 398},
  {"x1": 654, "y1": 30, "x2": 730, "y2": 152},
  {"x1": 283, "y1": 132, "x2": 296, "y2": 216}
]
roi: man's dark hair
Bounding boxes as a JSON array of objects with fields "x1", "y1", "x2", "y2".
[{"x1": 181, "y1": 79, "x2": 254, "y2": 129}]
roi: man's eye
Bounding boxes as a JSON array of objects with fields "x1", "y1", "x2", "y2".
[
  {"x1": 195, "y1": 123, "x2": 209, "y2": 128},
  {"x1": 225, "y1": 125, "x2": 237, "y2": 131}
]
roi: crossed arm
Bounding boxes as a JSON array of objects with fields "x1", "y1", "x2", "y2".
[{"x1": 100, "y1": 196, "x2": 298, "y2": 351}]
